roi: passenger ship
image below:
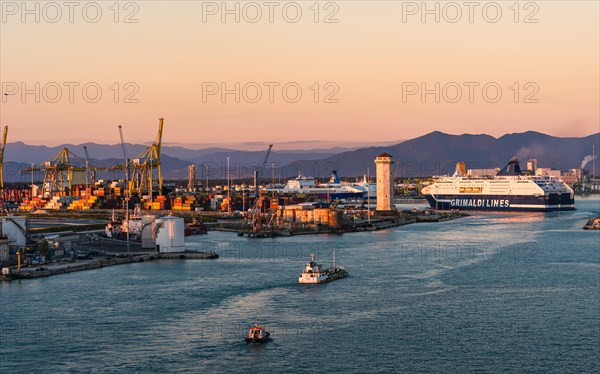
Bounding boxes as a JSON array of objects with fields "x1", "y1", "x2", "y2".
[
  {"x1": 421, "y1": 159, "x2": 575, "y2": 211},
  {"x1": 276, "y1": 171, "x2": 366, "y2": 200}
]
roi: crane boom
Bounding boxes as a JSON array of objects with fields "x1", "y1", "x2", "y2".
[
  {"x1": 155, "y1": 118, "x2": 164, "y2": 193},
  {"x1": 83, "y1": 146, "x2": 91, "y2": 162},
  {"x1": 254, "y1": 144, "x2": 273, "y2": 197},
  {"x1": 0, "y1": 125, "x2": 8, "y2": 190},
  {"x1": 118, "y1": 125, "x2": 129, "y2": 181},
  {"x1": 156, "y1": 118, "x2": 164, "y2": 162}
]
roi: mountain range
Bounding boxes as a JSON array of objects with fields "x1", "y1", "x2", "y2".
[
  {"x1": 288, "y1": 131, "x2": 600, "y2": 178},
  {"x1": 3, "y1": 131, "x2": 599, "y2": 181}
]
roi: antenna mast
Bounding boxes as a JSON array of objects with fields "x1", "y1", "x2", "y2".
[{"x1": 367, "y1": 167, "x2": 371, "y2": 224}]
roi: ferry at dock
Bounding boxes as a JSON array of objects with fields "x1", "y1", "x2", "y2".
[
  {"x1": 298, "y1": 252, "x2": 348, "y2": 284},
  {"x1": 421, "y1": 159, "x2": 575, "y2": 212},
  {"x1": 272, "y1": 171, "x2": 367, "y2": 200}
]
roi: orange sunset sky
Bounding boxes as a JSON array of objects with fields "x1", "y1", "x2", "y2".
[{"x1": 1, "y1": 0, "x2": 598, "y2": 147}]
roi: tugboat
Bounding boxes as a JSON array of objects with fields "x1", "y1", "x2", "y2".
[
  {"x1": 184, "y1": 217, "x2": 208, "y2": 236},
  {"x1": 245, "y1": 321, "x2": 270, "y2": 343},
  {"x1": 298, "y1": 251, "x2": 348, "y2": 284},
  {"x1": 583, "y1": 216, "x2": 600, "y2": 230}
]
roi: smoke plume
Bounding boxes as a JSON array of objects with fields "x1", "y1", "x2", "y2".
[
  {"x1": 512, "y1": 143, "x2": 547, "y2": 161},
  {"x1": 581, "y1": 155, "x2": 597, "y2": 170}
]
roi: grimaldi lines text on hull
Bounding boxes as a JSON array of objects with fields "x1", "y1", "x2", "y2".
[{"x1": 421, "y1": 159, "x2": 575, "y2": 212}]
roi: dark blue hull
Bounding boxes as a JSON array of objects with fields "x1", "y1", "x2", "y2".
[{"x1": 424, "y1": 194, "x2": 575, "y2": 211}]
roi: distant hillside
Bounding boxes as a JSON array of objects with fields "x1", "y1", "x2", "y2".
[
  {"x1": 4, "y1": 142, "x2": 336, "y2": 164},
  {"x1": 4, "y1": 131, "x2": 599, "y2": 180},
  {"x1": 284, "y1": 131, "x2": 600, "y2": 178},
  {"x1": 3, "y1": 142, "x2": 337, "y2": 180}
]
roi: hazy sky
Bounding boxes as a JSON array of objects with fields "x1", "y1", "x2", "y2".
[{"x1": 1, "y1": 1, "x2": 598, "y2": 146}]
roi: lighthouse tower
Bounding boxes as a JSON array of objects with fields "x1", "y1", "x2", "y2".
[{"x1": 375, "y1": 153, "x2": 394, "y2": 211}]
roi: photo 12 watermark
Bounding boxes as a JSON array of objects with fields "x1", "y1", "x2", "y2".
[
  {"x1": 401, "y1": 82, "x2": 539, "y2": 104},
  {"x1": 398, "y1": 241, "x2": 540, "y2": 264},
  {"x1": 202, "y1": 81, "x2": 339, "y2": 104},
  {"x1": 1, "y1": 81, "x2": 140, "y2": 104},
  {"x1": 201, "y1": 1, "x2": 340, "y2": 23},
  {"x1": 1, "y1": 1, "x2": 140, "y2": 23},
  {"x1": 401, "y1": 1, "x2": 539, "y2": 24}
]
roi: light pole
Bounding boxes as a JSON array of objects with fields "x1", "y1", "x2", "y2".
[
  {"x1": 205, "y1": 164, "x2": 209, "y2": 192},
  {"x1": 149, "y1": 159, "x2": 153, "y2": 209},
  {"x1": 226, "y1": 156, "x2": 231, "y2": 214},
  {"x1": 125, "y1": 195, "x2": 130, "y2": 253},
  {"x1": 367, "y1": 167, "x2": 371, "y2": 224},
  {"x1": 30, "y1": 162, "x2": 35, "y2": 198}
]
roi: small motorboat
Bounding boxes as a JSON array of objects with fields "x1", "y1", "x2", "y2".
[
  {"x1": 583, "y1": 216, "x2": 600, "y2": 230},
  {"x1": 245, "y1": 322, "x2": 270, "y2": 343}
]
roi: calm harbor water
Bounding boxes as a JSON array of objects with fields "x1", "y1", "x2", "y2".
[{"x1": 1, "y1": 198, "x2": 599, "y2": 373}]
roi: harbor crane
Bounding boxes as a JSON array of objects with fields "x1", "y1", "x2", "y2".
[
  {"x1": 0, "y1": 125, "x2": 8, "y2": 192},
  {"x1": 118, "y1": 125, "x2": 130, "y2": 182},
  {"x1": 247, "y1": 144, "x2": 274, "y2": 232},
  {"x1": 41, "y1": 147, "x2": 87, "y2": 197},
  {"x1": 129, "y1": 118, "x2": 164, "y2": 195},
  {"x1": 20, "y1": 145, "x2": 105, "y2": 197},
  {"x1": 254, "y1": 144, "x2": 273, "y2": 197}
]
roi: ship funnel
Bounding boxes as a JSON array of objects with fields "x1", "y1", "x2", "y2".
[
  {"x1": 498, "y1": 159, "x2": 523, "y2": 176},
  {"x1": 329, "y1": 170, "x2": 340, "y2": 184}
]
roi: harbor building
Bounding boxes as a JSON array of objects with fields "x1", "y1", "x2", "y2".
[
  {"x1": 535, "y1": 168, "x2": 561, "y2": 178},
  {"x1": 375, "y1": 153, "x2": 394, "y2": 211},
  {"x1": 187, "y1": 164, "x2": 196, "y2": 192},
  {"x1": 527, "y1": 158, "x2": 538, "y2": 174},
  {"x1": 278, "y1": 203, "x2": 342, "y2": 228}
]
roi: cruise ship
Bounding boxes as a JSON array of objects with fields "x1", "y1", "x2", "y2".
[
  {"x1": 277, "y1": 171, "x2": 367, "y2": 200},
  {"x1": 421, "y1": 159, "x2": 575, "y2": 211}
]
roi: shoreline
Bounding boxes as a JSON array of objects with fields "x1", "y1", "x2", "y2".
[
  {"x1": 0, "y1": 251, "x2": 219, "y2": 282},
  {"x1": 1, "y1": 212, "x2": 466, "y2": 281}
]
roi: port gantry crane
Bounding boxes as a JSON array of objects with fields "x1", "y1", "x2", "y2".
[
  {"x1": 40, "y1": 147, "x2": 88, "y2": 197},
  {"x1": 129, "y1": 118, "x2": 164, "y2": 196},
  {"x1": 0, "y1": 125, "x2": 8, "y2": 195}
]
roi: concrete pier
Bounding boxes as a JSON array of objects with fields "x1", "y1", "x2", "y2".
[{"x1": 1, "y1": 251, "x2": 219, "y2": 281}]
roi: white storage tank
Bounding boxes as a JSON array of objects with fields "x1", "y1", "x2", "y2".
[
  {"x1": 2, "y1": 216, "x2": 27, "y2": 246},
  {"x1": 155, "y1": 215, "x2": 185, "y2": 253},
  {"x1": 141, "y1": 215, "x2": 156, "y2": 249}
]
